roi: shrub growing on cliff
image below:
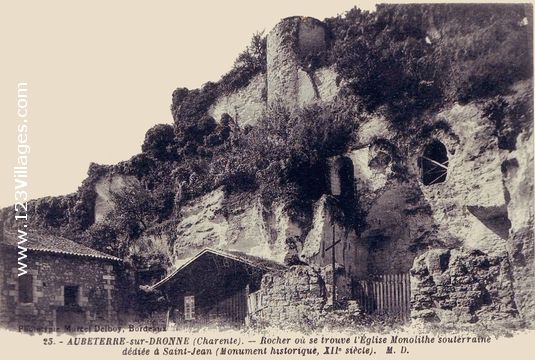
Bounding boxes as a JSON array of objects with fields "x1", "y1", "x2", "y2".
[
  {"x1": 326, "y1": 4, "x2": 532, "y2": 128},
  {"x1": 482, "y1": 86, "x2": 533, "y2": 151},
  {"x1": 33, "y1": 196, "x2": 72, "y2": 229},
  {"x1": 110, "y1": 183, "x2": 153, "y2": 239},
  {"x1": 327, "y1": 5, "x2": 440, "y2": 126},
  {"x1": 172, "y1": 84, "x2": 220, "y2": 139},
  {"x1": 217, "y1": 101, "x2": 357, "y2": 228},
  {"x1": 431, "y1": 4, "x2": 532, "y2": 103},
  {"x1": 109, "y1": 181, "x2": 173, "y2": 240},
  {"x1": 171, "y1": 32, "x2": 267, "y2": 140},
  {"x1": 142, "y1": 124, "x2": 178, "y2": 161},
  {"x1": 88, "y1": 221, "x2": 119, "y2": 255},
  {"x1": 220, "y1": 31, "x2": 267, "y2": 93}
]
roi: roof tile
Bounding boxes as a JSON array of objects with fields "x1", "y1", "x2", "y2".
[{"x1": 1, "y1": 229, "x2": 121, "y2": 262}]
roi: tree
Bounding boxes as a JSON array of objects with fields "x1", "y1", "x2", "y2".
[
  {"x1": 110, "y1": 182, "x2": 154, "y2": 239},
  {"x1": 142, "y1": 124, "x2": 178, "y2": 161}
]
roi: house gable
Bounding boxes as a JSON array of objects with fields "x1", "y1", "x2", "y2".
[
  {"x1": 152, "y1": 248, "x2": 284, "y2": 326},
  {"x1": 0, "y1": 229, "x2": 122, "y2": 331}
]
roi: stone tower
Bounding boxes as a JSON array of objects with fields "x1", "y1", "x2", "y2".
[{"x1": 267, "y1": 16, "x2": 326, "y2": 110}]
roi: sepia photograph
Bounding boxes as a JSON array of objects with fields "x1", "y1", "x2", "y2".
[{"x1": 0, "y1": 1, "x2": 533, "y2": 358}]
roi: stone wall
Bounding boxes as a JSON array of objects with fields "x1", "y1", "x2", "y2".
[
  {"x1": 313, "y1": 67, "x2": 340, "y2": 103},
  {"x1": 249, "y1": 265, "x2": 363, "y2": 330},
  {"x1": 410, "y1": 248, "x2": 519, "y2": 325},
  {"x1": 248, "y1": 266, "x2": 326, "y2": 329},
  {"x1": 267, "y1": 17, "x2": 299, "y2": 109},
  {"x1": 0, "y1": 248, "x2": 119, "y2": 330}
]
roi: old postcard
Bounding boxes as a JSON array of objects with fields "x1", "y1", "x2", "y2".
[{"x1": 0, "y1": 1, "x2": 533, "y2": 359}]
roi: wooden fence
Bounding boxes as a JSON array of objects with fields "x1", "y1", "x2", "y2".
[{"x1": 354, "y1": 273, "x2": 411, "y2": 320}]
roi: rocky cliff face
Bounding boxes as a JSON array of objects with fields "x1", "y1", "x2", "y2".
[
  {"x1": 100, "y1": 15, "x2": 535, "y2": 328},
  {"x1": 166, "y1": 85, "x2": 533, "y2": 328},
  {"x1": 2, "y1": 7, "x2": 531, "y2": 331},
  {"x1": 169, "y1": 189, "x2": 297, "y2": 265},
  {"x1": 94, "y1": 174, "x2": 138, "y2": 224},
  {"x1": 208, "y1": 74, "x2": 267, "y2": 127},
  {"x1": 344, "y1": 93, "x2": 532, "y2": 327},
  {"x1": 411, "y1": 248, "x2": 519, "y2": 325}
]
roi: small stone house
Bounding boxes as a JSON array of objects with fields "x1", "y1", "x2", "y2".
[
  {"x1": 151, "y1": 248, "x2": 284, "y2": 328},
  {"x1": 0, "y1": 228, "x2": 122, "y2": 331}
]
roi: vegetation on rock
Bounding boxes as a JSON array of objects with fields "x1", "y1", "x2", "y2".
[
  {"x1": 325, "y1": 4, "x2": 532, "y2": 127},
  {"x1": 0, "y1": 4, "x2": 531, "y2": 287}
]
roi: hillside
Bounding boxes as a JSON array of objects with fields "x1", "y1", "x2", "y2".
[{"x1": 1, "y1": 4, "x2": 533, "y2": 329}]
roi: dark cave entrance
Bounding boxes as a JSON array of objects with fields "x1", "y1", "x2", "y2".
[{"x1": 421, "y1": 140, "x2": 448, "y2": 185}]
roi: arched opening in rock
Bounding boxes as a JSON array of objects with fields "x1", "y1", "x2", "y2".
[
  {"x1": 330, "y1": 156, "x2": 355, "y2": 199},
  {"x1": 421, "y1": 140, "x2": 448, "y2": 185}
]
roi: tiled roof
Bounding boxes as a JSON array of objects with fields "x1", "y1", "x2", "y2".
[
  {"x1": 151, "y1": 248, "x2": 285, "y2": 289},
  {"x1": 1, "y1": 229, "x2": 121, "y2": 262}
]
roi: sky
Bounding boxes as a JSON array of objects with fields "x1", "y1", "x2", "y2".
[{"x1": 0, "y1": 0, "x2": 502, "y2": 209}]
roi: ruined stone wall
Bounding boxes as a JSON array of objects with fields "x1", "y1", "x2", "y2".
[
  {"x1": 0, "y1": 249, "x2": 119, "y2": 330},
  {"x1": 249, "y1": 265, "x2": 364, "y2": 330},
  {"x1": 248, "y1": 266, "x2": 326, "y2": 329},
  {"x1": 267, "y1": 17, "x2": 327, "y2": 110},
  {"x1": 297, "y1": 69, "x2": 317, "y2": 106},
  {"x1": 296, "y1": 67, "x2": 340, "y2": 109},
  {"x1": 313, "y1": 67, "x2": 340, "y2": 103},
  {"x1": 410, "y1": 248, "x2": 519, "y2": 325},
  {"x1": 267, "y1": 17, "x2": 300, "y2": 108}
]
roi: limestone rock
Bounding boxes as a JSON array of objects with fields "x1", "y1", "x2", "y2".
[{"x1": 410, "y1": 248, "x2": 520, "y2": 326}]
